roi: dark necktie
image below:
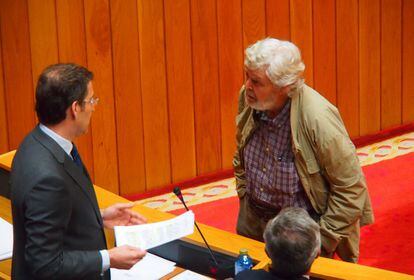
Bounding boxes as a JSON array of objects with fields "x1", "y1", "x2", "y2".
[{"x1": 70, "y1": 144, "x2": 82, "y2": 168}]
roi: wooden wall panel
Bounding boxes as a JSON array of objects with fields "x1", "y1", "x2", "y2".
[
  {"x1": 313, "y1": 0, "x2": 336, "y2": 105},
  {"x1": 191, "y1": 0, "x2": 222, "y2": 174},
  {"x1": 137, "y1": 0, "x2": 171, "y2": 189},
  {"x1": 0, "y1": 0, "x2": 412, "y2": 195},
  {"x1": 56, "y1": 0, "x2": 95, "y2": 178},
  {"x1": 336, "y1": 0, "x2": 359, "y2": 137},
  {"x1": 359, "y1": 0, "x2": 381, "y2": 135},
  {"x1": 242, "y1": 0, "x2": 266, "y2": 48},
  {"x1": 84, "y1": 0, "x2": 119, "y2": 194},
  {"x1": 381, "y1": 0, "x2": 402, "y2": 129},
  {"x1": 0, "y1": 0, "x2": 35, "y2": 149},
  {"x1": 0, "y1": 35, "x2": 8, "y2": 154},
  {"x1": 402, "y1": 0, "x2": 414, "y2": 123},
  {"x1": 217, "y1": 0, "x2": 243, "y2": 168},
  {"x1": 266, "y1": 0, "x2": 290, "y2": 40},
  {"x1": 164, "y1": 0, "x2": 197, "y2": 181},
  {"x1": 27, "y1": 0, "x2": 59, "y2": 93},
  {"x1": 109, "y1": 0, "x2": 146, "y2": 195},
  {"x1": 290, "y1": 0, "x2": 313, "y2": 87}
]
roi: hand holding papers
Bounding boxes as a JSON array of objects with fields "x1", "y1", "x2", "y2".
[
  {"x1": 114, "y1": 211, "x2": 195, "y2": 250},
  {"x1": 111, "y1": 252, "x2": 176, "y2": 280}
]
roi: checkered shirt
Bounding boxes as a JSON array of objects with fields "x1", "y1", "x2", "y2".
[{"x1": 244, "y1": 100, "x2": 313, "y2": 211}]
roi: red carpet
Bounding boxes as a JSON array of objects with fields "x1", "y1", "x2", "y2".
[{"x1": 170, "y1": 153, "x2": 414, "y2": 275}]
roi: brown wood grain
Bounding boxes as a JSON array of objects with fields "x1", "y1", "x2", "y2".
[
  {"x1": 359, "y1": 0, "x2": 381, "y2": 135},
  {"x1": 336, "y1": 0, "x2": 360, "y2": 137},
  {"x1": 313, "y1": 0, "x2": 337, "y2": 105},
  {"x1": 402, "y1": 0, "x2": 414, "y2": 123},
  {"x1": 242, "y1": 0, "x2": 266, "y2": 49},
  {"x1": 84, "y1": 0, "x2": 120, "y2": 194},
  {"x1": 217, "y1": 0, "x2": 243, "y2": 168},
  {"x1": 0, "y1": 0, "x2": 35, "y2": 149},
  {"x1": 191, "y1": 0, "x2": 222, "y2": 174},
  {"x1": 164, "y1": 0, "x2": 197, "y2": 182},
  {"x1": 381, "y1": 0, "x2": 402, "y2": 129},
  {"x1": 109, "y1": 0, "x2": 146, "y2": 195},
  {"x1": 27, "y1": 0, "x2": 59, "y2": 93},
  {"x1": 0, "y1": 0, "x2": 413, "y2": 194},
  {"x1": 290, "y1": 0, "x2": 313, "y2": 87},
  {"x1": 266, "y1": 0, "x2": 290, "y2": 41},
  {"x1": 137, "y1": 0, "x2": 171, "y2": 189},
  {"x1": 56, "y1": 0, "x2": 95, "y2": 179},
  {"x1": 0, "y1": 34, "x2": 8, "y2": 154}
]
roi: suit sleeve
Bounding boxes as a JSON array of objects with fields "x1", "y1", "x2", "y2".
[{"x1": 23, "y1": 175, "x2": 102, "y2": 279}]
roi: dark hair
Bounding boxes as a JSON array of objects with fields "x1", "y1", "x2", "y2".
[
  {"x1": 263, "y1": 207, "x2": 321, "y2": 278},
  {"x1": 35, "y1": 63, "x2": 93, "y2": 125}
]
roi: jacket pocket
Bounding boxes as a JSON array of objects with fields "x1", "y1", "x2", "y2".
[{"x1": 305, "y1": 158, "x2": 320, "y2": 174}]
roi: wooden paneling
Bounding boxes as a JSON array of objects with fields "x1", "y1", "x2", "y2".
[
  {"x1": 381, "y1": 0, "x2": 402, "y2": 129},
  {"x1": 56, "y1": 0, "x2": 95, "y2": 178},
  {"x1": 217, "y1": 0, "x2": 243, "y2": 168},
  {"x1": 191, "y1": 0, "x2": 222, "y2": 174},
  {"x1": 0, "y1": 34, "x2": 8, "y2": 154},
  {"x1": 359, "y1": 0, "x2": 381, "y2": 135},
  {"x1": 266, "y1": 0, "x2": 290, "y2": 40},
  {"x1": 137, "y1": 0, "x2": 171, "y2": 189},
  {"x1": 27, "y1": 0, "x2": 59, "y2": 92},
  {"x1": 336, "y1": 0, "x2": 359, "y2": 137},
  {"x1": 290, "y1": 0, "x2": 313, "y2": 86},
  {"x1": 0, "y1": 0, "x2": 35, "y2": 149},
  {"x1": 109, "y1": 0, "x2": 146, "y2": 195},
  {"x1": 0, "y1": 0, "x2": 412, "y2": 195},
  {"x1": 84, "y1": 0, "x2": 119, "y2": 194},
  {"x1": 313, "y1": 0, "x2": 336, "y2": 105},
  {"x1": 164, "y1": 0, "x2": 197, "y2": 181},
  {"x1": 402, "y1": 0, "x2": 414, "y2": 123},
  {"x1": 242, "y1": 0, "x2": 266, "y2": 49}
]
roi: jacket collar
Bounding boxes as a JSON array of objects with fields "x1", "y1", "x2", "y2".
[{"x1": 32, "y1": 126, "x2": 103, "y2": 225}]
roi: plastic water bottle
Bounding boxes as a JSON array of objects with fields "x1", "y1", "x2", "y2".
[{"x1": 235, "y1": 248, "x2": 253, "y2": 275}]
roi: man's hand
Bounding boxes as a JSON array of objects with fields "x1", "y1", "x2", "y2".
[
  {"x1": 101, "y1": 202, "x2": 147, "y2": 229},
  {"x1": 108, "y1": 245, "x2": 146, "y2": 269}
]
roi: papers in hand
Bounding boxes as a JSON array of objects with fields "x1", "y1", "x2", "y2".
[
  {"x1": 114, "y1": 211, "x2": 194, "y2": 250},
  {"x1": 0, "y1": 217, "x2": 13, "y2": 261},
  {"x1": 111, "y1": 252, "x2": 176, "y2": 280}
]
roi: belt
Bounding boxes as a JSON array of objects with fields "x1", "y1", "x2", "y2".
[{"x1": 246, "y1": 195, "x2": 281, "y2": 220}]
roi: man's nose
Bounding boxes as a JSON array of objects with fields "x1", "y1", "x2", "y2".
[{"x1": 245, "y1": 78, "x2": 252, "y2": 90}]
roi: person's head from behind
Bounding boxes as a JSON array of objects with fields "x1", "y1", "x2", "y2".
[
  {"x1": 243, "y1": 38, "x2": 305, "y2": 113},
  {"x1": 263, "y1": 207, "x2": 320, "y2": 278},
  {"x1": 35, "y1": 63, "x2": 97, "y2": 137}
]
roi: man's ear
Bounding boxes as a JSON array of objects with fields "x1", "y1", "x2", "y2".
[
  {"x1": 281, "y1": 84, "x2": 292, "y2": 96},
  {"x1": 69, "y1": 101, "x2": 79, "y2": 119}
]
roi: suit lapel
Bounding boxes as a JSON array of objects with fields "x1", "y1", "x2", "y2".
[{"x1": 32, "y1": 126, "x2": 103, "y2": 225}]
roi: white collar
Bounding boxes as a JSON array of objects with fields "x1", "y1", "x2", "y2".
[{"x1": 39, "y1": 123, "x2": 73, "y2": 157}]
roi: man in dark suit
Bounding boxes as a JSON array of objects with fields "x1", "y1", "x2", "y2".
[
  {"x1": 10, "y1": 63, "x2": 147, "y2": 279},
  {"x1": 236, "y1": 207, "x2": 320, "y2": 280}
]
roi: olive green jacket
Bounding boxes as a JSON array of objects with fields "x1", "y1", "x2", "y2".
[{"x1": 234, "y1": 84, "x2": 374, "y2": 260}]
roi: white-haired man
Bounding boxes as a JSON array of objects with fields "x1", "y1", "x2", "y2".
[
  {"x1": 234, "y1": 38, "x2": 374, "y2": 262},
  {"x1": 236, "y1": 207, "x2": 320, "y2": 280}
]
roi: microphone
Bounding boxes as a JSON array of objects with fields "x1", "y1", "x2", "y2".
[{"x1": 173, "y1": 187, "x2": 219, "y2": 267}]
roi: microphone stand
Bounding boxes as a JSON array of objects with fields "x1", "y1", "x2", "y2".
[{"x1": 173, "y1": 187, "x2": 219, "y2": 268}]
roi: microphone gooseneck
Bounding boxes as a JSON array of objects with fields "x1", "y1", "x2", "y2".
[{"x1": 173, "y1": 186, "x2": 219, "y2": 266}]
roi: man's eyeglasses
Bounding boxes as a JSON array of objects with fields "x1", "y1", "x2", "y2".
[{"x1": 83, "y1": 96, "x2": 99, "y2": 106}]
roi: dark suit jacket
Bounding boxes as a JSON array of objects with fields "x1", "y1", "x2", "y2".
[
  {"x1": 236, "y1": 269, "x2": 309, "y2": 280},
  {"x1": 10, "y1": 126, "x2": 109, "y2": 280}
]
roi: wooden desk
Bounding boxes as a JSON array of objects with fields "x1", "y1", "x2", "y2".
[{"x1": 1, "y1": 151, "x2": 413, "y2": 280}]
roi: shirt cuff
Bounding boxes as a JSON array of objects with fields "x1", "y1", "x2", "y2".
[{"x1": 100, "y1": 250, "x2": 110, "y2": 274}]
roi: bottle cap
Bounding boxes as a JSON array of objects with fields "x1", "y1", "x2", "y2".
[{"x1": 239, "y1": 248, "x2": 248, "y2": 254}]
